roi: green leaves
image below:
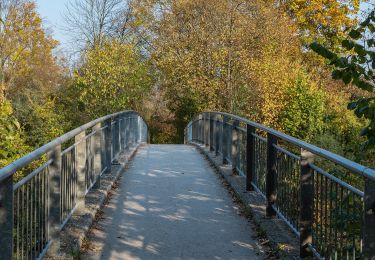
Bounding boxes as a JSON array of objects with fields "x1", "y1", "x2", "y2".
[
  {"x1": 0, "y1": 100, "x2": 29, "y2": 168},
  {"x1": 71, "y1": 40, "x2": 153, "y2": 119},
  {"x1": 310, "y1": 42, "x2": 336, "y2": 60},
  {"x1": 310, "y1": 10, "x2": 375, "y2": 149},
  {"x1": 348, "y1": 29, "x2": 361, "y2": 40},
  {"x1": 355, "y1": 80, "x2": 373, "y2": 92},
  {"x1": 342, "y1": 39, "x2": 354, "y2": 50},
  {"x1": 280, "y1": 74, "x2": 325, "y2": 141}
]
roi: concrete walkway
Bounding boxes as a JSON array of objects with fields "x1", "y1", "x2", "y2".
[{"x1": 84, "y1": 145, "x2": 262, "y2": 260}]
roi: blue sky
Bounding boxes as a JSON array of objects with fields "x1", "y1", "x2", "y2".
[
  {"x1": 36, "y1": 0, "x2": 70, "y2": 49},
  {"x1": 36, "y1": 0, "x2": 373, "y2": 51}
]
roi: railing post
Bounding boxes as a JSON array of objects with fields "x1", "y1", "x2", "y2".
[
  {"x1": 120, "y1": 116, "x2": 126, "y2": 151},
  {"x1": 364, "y1": 176, "x2": 375, "y2": 259},
  {"x1": 124, "y1": 116, "x2": 129, "y2": 149},
  {"x1": 299, "y1": 149, "x2": 314, "y2": 258},
  {"x1": 204, "y1": 114, "x2": 209, "y2": 146},
  {"x1": 246, "y1": 124, "x2": 255, "y2": 191},
  {"x1": 209, "y1": 113, "x2": 214, "y2": 151},
  {"x1": 222, "y1": 116, "x2": 229, "y2": 164},
  {"x1": 130, "y1": 115, "x2": 134, "y2": 145},
  {"x1": 196, "y1": 117, "x2": 199, "y2": 143},
  {"x1": 135, "y1": 115, "x2": 141, "y2": 144},
  {"x1": 215, "y1": 115, "x2": 220, "y2": 156},
  {"x1": 0, "y1": 174, "x2": 13, "y2": 260},
  {"x1": 202, "y1": 114, "x2": 205, "y2": 144},
  {"x1": 48, "y1": 145, "x2": 62, "y2": 255},
  {"x1": 111, "y1": 117, "x2": 117, "y2": 159},
  {"x1": 198, "y1": 114, "x2": 203, "y2": 143},
  {"x1": 191, "y1": 120, "x2": 194, "y2": 142},
  {"x1": 93, "y1": 123, "x2": 102, "y2": 189},
  {"x1": 137, "y1": 115, "x2": 143, "y2": 144},
  {"x1": 104, "y1": 118, "x2": 112, "y2": 167},
  {"x1": 231, "y1": 120, "x2": 239, "y2": 173},
  {"x1": 266, "y1": 133, "x2": 277, "y2": 217},
  {"x1": 75, "y1": 132, "x2": 86, "y2": 214}
]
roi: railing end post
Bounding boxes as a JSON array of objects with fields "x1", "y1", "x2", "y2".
[
  {"x1": 47, "y1": 145, "x2": 62, "y2": 256},
  {"x1": 266, "y1": 133, "x2": 277, "y2": 217},
  {"x1": 222, "y1": 115, "x2": 229, "y2": 164},
  {"x1": 0, "y1": 174, "x2": 14, "y2": 260},
  {"x1": 246, "y1": 124, "x2": 255, "y2": 191},
  {"x1": 231, "y1": 120, "x2": 239, "y2": 173},
  {"x1": 299, "y1": 149, "x2": 314, "y2": 258},
  {"x1": 364, "y1": 176, "x2": 375, "y2": 259}
]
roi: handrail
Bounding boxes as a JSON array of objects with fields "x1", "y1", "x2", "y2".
[
  {"x1": 185, "y1": 111, "x2": 375, "y2": 259},
  {"x1": 190, "y1": 111, "x2": 375, "y2": 181},
  {"x1": 0, "y1": 110, "x2": 149, "y2": 260},
  {"x1": 0, "y1": 110, "x2": 138, "y2": 182}
]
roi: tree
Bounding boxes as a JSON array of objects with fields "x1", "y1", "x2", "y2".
[
  {"x1": 276, "y1": 0, "x2": 361, "y2": 48},
  {"x1": 149, "y1": 0, "x2": 305, "y2": 141},
  {"x1": 0, "y1": 0, "x2": 60, "y2": 98},
  {"x1": 64, "y1": 0, "x2": 132, "y2": 49},
  {"x1": 70, "y1": 40, "x2": 153, "y2": 120},
  {"x1": 310, "y1": 9, "x2": 375, "y2": 148},
  {"x1": 0, "y1": 99, "x2": 29, "y2": 168},
  {"x1": 280, "y1": 73, "x2": 325, "y2": 141}
]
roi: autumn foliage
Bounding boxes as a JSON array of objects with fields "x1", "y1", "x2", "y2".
[{"x1": 0, "y1": 0, "x2": 373, "y2": 171}]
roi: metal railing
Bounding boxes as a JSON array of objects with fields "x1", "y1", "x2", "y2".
[
  {"x1": 0, "y1": 110, "x2": 148, "y2": 260},
  {"x1": 185, "y1": 112, "x2": 375, "y2": 259}
]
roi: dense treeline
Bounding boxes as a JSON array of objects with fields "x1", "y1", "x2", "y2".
[{"x1": 0, "y1": 0, "x2": 374, "y2": 175}]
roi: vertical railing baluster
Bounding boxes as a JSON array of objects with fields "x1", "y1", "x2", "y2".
[
  {"x1": 47, "y1": 145, "x2": 61, "y2": 255},
  {"x1": 266, "y1": 133, "x2": 277, "y2": 217},
  {"x1": 246, "y1": 124, "x2": 255, "y2": 191},
  {"x1": 300, "y1": 149, "x2": 314, "y2": 258},
  {"x1": 363, "y1": 175, "x2": 375, "y2": 259},
  {"x1": 232, "y1": 120, "x2": 239, "y2": 173},
  {"x1": 0, "y1": 174, "x2": 14, "y2": 259}
]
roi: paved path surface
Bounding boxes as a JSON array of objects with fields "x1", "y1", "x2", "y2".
[{"x1": 84, "y1": 145, "x2": 262, "y2": 260}]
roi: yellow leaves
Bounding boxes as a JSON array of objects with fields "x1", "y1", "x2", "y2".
[
  {"x1": 1, "y1": 0, "x2": 61, "y2": 99},
  {"x1": 72, "y1": 40, "x2": 153, "y2": 118},
  {"x1": 279, "y1": 0, "x2": 360, "y2": 47}
]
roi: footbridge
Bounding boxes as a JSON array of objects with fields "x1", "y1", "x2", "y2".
[{"x1": 0, "y1": 111, "x2": 374, "y2": 259}]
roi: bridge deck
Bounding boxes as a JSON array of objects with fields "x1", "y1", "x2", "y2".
[{"x1": 84, "y1": 145, "x2": 262, "y2": 259}]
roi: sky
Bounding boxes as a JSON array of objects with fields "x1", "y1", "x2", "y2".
[
  {"x1": 35, "y1": 0, "x2": 70, "y2": 50},
  {"x1": 36, "y1": 0, "x2": 374, "y2": 52}
]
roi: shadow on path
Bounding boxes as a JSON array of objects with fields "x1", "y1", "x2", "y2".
[{"x1": 84, "y1": 145, "x2": 262, "y2": 260}]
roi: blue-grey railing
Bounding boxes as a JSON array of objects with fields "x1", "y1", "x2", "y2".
[
  {"x1": 0, "y1": 110, "x2": 148, "y2": 260},
  {"x1": 185, "y1": 112, "x2": 375, "y2": 259}
]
